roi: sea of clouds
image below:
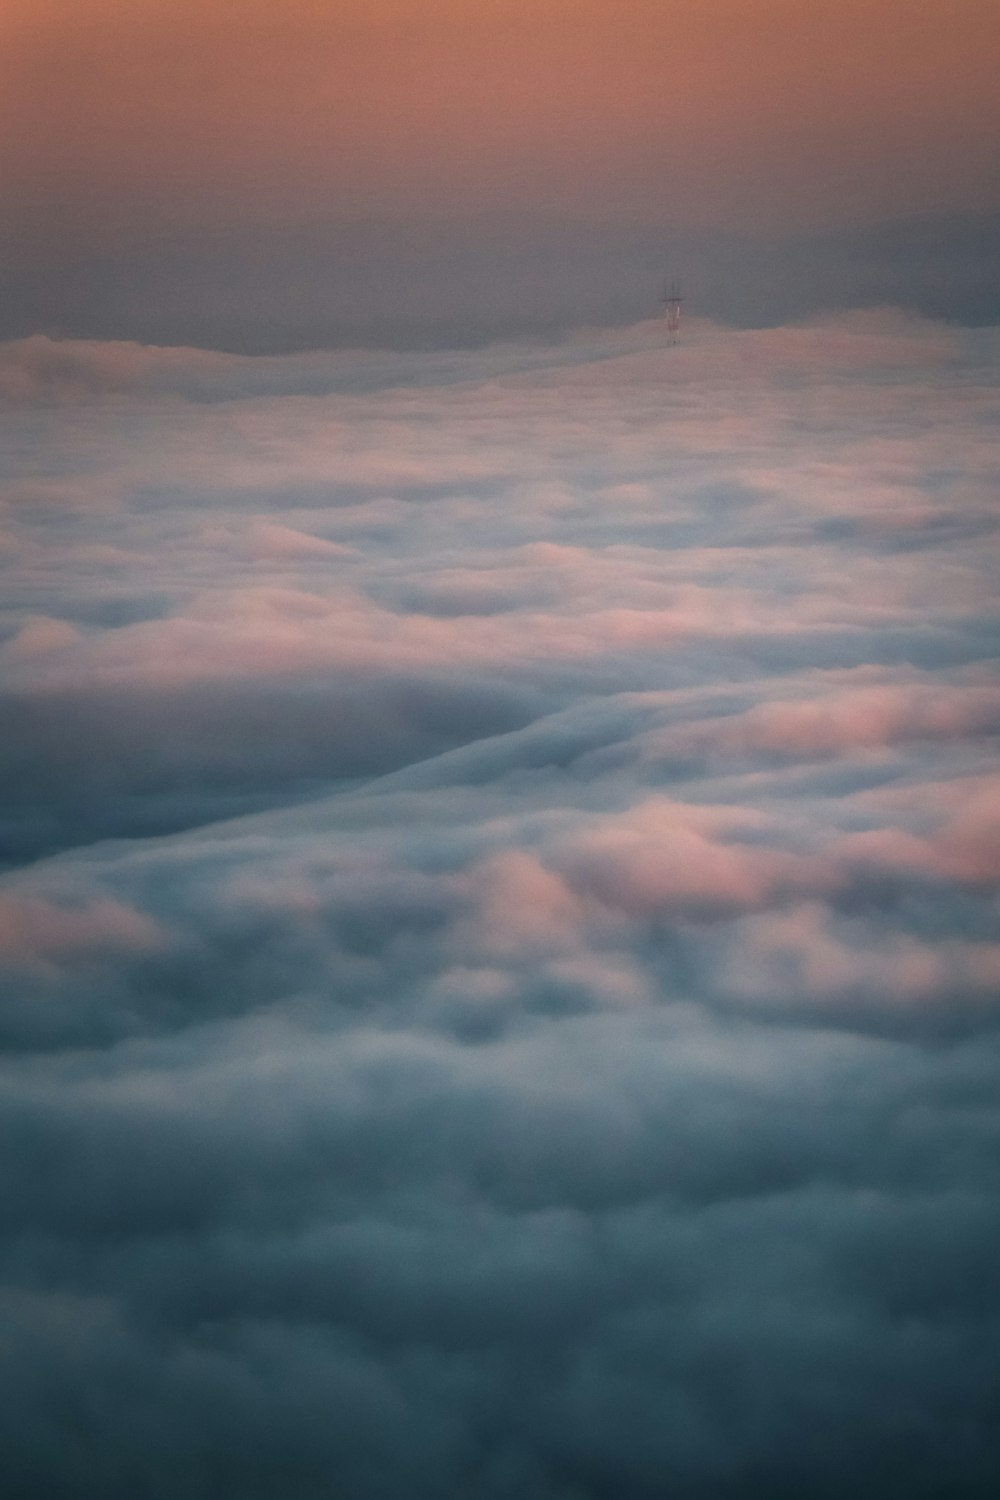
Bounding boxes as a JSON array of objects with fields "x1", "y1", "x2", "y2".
[{"x1": 1, "y1": 310, "x2": 999, "y2": 1497}]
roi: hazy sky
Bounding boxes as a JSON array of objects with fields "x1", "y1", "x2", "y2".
[{"x1": 4, "y1": 0, "x2": 999, "y2": 345}]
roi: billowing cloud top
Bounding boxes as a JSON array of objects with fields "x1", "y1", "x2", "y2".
[{"x1": 1, "y1": 310, "x2": 999, "y2": 1497}]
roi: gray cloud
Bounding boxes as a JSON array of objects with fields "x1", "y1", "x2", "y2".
[{"x1": 0, "y1": 309, "x2": 998, "y2": 1497}]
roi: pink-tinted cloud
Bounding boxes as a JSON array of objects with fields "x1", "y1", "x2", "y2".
[
  {"x1": 556, "y1": 798, "x2": 834, "y2": 920},
  {"x1": 0, "y1": 891, "x2": 165, "y2": 970}
]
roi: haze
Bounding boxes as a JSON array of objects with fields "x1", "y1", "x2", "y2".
[{"x1": 3, "y1": 0, "x2": 999, "y2": 346}]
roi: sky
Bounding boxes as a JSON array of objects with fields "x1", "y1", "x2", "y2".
[
  {"x1": 2, "y1": 0, "x2": 999, "y2": 345},
  {"x1": 2, "y1": 4, "x2": 1000, "y2": 1498}
]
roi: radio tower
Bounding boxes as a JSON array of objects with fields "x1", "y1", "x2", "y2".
[{"x1": 662, "y1": 279, "x2": 682, "y2": 344}]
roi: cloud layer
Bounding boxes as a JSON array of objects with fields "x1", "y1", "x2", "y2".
[{"x1": 1, "y1": 310, "x2": 999, "y2": 1497}]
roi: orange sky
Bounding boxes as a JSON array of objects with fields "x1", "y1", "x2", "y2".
[{"x1": 3, "y1": 0, "x2": 999, "y2": 237}]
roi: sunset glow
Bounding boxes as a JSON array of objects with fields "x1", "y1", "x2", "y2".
[
  {"x1": 4, "y1": 0, "x2": 998, "y2": 228},
  {"x1": 2, "y1": 6, "x2": 999, "y2": 1498}
]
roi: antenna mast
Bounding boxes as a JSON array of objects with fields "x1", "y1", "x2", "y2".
[{"x1": 662, "y1": 279, "x2": 682, "y2": 345}]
